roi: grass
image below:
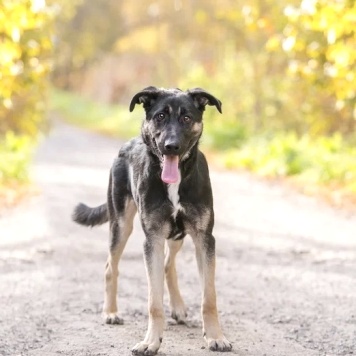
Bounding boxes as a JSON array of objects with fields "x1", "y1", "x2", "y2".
[
  {"x1": 50, "y1": 89, "x2": 141, "y2": 139},
  {"x1": 0, "y1": 132, "x2": 33, "y2": 183},
  {"x1": 51, "y1": 88, "x2": 356, "y2": 205},
  {"x1": 222, "y1": 132, "x2": 356, "y2": 202},
  {"x1": 0, "y1": 132, "x2": 35, "y2": 208}
]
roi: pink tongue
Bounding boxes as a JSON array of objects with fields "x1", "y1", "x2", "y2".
[{"x1": 161, "y1": 155, "x2": 179, "y2": 184}]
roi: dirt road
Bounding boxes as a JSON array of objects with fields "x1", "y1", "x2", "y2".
[{"x1": 1, "y1": 121, "x2": 355, "y2": 356}]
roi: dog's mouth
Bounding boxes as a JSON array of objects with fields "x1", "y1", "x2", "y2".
[
  {"x1": 152, "y1": 138, "x2": 195, "y2": 184},
  {"x1": 161, "y1": 155, "x2": 179, "y2": 184}
]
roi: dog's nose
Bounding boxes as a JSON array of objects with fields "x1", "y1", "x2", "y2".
[{"x1": 164, "y1": 140, "x2": 181, "y2": 152}]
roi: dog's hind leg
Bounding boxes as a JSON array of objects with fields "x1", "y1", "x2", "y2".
[
  {"x1": 103, "y1": 199, "x2": 136, "y2": 324},
  {"x1": 164, "y1": 239, "x2": 187, "y2": 324},
  {"x1": 192, "y1": 233, "x2": 232, "y2": 352}
]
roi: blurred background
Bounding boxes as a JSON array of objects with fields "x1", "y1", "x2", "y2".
[{"x1": 1, "y1": 0, "x2": 355, "y2": 205}]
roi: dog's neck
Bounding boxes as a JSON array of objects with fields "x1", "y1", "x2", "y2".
[{"x1": 179, "y1": 143, "x2": 199, "y2": 179}]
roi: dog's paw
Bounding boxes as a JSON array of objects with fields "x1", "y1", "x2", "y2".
[
  {"x1": 131, "y1": 339, "x2": 162, "y2": 356},
  {"x1": 171, "y1": 307, "x2": 187, "y2": 325},
  {"x1": 103, "y1": 312, "x2": 124, "y2": 325},
  {"x1": 206, "y1": 336, "x2": 232, "y2": 352}
]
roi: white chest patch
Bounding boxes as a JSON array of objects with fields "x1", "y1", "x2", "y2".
[
  {"x1": 167, "y1": 171, "x2": 183, "y2": 219},
  {"x1": 129, "y1": 165, "x2": 137, "y2": 202}
]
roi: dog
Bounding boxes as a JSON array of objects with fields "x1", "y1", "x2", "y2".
[{"x1": 72, "y1": 87, "x2": 232, "y2": 355}]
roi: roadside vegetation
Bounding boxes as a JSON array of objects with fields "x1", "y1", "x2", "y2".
[
  {"x1": 50, "y1": 89, "x2": 140, "y2": 139},
  {"x1": 0, "y1": 0, "x2": 54, "y2": 205},
  {"x1": 52, "y1": 88, "x2": 356, "y2": 202},
  {"x1": 2, "y1": 0, "x2": 356, "y2": 207}
]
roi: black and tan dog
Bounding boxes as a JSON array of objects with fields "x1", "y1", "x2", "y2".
[{"x1": 72, "y1": 87, "x2": 232, "y2": 355}]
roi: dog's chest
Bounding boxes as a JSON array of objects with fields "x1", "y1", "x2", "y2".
[{"x1": 167, "y1": 173, "x2": 183, "y2": 219}]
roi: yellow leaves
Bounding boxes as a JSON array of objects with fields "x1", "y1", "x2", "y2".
[
  {"x1": 0, "y1": 2, "x2": 53, "y2": 44},
  {"x1": 327, "y1": 44, "x2": 351, "y2": 67},
  {"x1": 265, "y1": 35, "x2": 280, "y2": 51},
  {"x1": 256, "y1": 18, "x2": 267, "y2": 29},
  {"x1": 195, "y1": 9, "x2": 208, "y2": 24},
  {"x1": 300, "y1": 0, "x2": 317, "y2": 15},
  {"x1": 1, "y1": 2, "x2": 30, "y2": 33},
  {"x1": 344, "y1": 7, "x2": 356, "y2": 23},
  {"x1": 283, "y1": 6, "x2": 299, "y2": 22},
  {"x1": 11, "y1": 27, "x2": 21, "y2": 42},
  {"x1": 280, "y1": 0, "x2": 356, "y2": 124},
  {"x1": 0, "y1": 0, "x2": 54, "y2": 137},
  {"x1": 327, "y1": 28, "x2": 336, "y2": 44},
  {"x1": 115, "y1": 25, "x2": 164, "y2": 54},
  {"x1": 282, "y1": 36, "x2": 296, "y2": 51},
  {"x1": 3, "y1": 98, "x2": 13, "y2": 109},
  {"x1": 0, "y1": 40, "x2": 22, "y2": 65},
  {"x1": 31, "y1": 0, "x2": 46, "y2": 13}
]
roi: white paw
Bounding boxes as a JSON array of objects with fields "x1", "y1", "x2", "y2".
[
  {"x1": 131, "y1": 339, "x2": 162, "y2": 356},
  {"x1": 206, "y1": 336, "x2": 232, "y2": 352},
  {"x1": 171, "y1": 304, "x2": 187, "y2": 324},
  {"x1": 102, "y1": 312, "x2": 124, "y2": 325}
]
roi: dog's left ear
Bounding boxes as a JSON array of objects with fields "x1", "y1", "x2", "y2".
[
  {"x1": 129, "y1": 86, "x2": 161, "y2": 112},
  {"x1": 187, "y1": 88, "x2": 222, "y2": 114}
]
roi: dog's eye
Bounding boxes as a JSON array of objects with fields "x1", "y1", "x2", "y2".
[
  {"x1": 182, "y1": 115, "x2": 191, "y2": 123},
  {"x1": 156, "y1": 113, "x2": 165, "y2": 121}
]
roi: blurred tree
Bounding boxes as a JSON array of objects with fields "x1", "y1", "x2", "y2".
[
  {"x1": 51, "y1": 0, "x2": 356, "y2": 137},
  {"x1": 0, "y1": 0, "x2": 54, "y2": 136},
  {"x1": 52, "y1": 0, "x2": 128, "y2": 88},
  {"x1": 277, "y1": 0, "x2": 356, "y2": 135}
]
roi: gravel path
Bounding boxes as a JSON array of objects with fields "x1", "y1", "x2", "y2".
[{"x1": 0, "y1": 120, "x2": 355, "y2": 356}]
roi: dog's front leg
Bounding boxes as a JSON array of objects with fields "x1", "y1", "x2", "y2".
[
  {"x1": 192, "y1": 233, "x2": 232, "y2": 352},
  {"x1": 132, "y1": 235, "x2": 165, "y2": 356}
]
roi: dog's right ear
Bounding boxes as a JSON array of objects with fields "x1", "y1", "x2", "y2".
[{"x1": 129, "y1": 86, "x2": 160, "y2": 112}]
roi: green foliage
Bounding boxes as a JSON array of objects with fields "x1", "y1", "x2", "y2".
[
  {"x1": 203, "y1": 120, "x2": 248, "y2": 150},
  {"x1": 224, "y1": 133, "x2": 356, "y2": 193},
  {"x1": 50, "y1": 89, "x2": 141, "y2": 139},
  {"x1": 51, "y1": 88, "x2": 248, "y2": 150},
  {"x1": 52, "y1": 0, "x2": 355, "y2": 137},
  {"x1": 49, "y1": 1, "x2": 356, "y2": 198},
  {"x1": 0, "y1": 132, "x2": 33, "y2": 184},
  {"x1": 50, "y1": 89, "x2": 356, "y2": 195}
]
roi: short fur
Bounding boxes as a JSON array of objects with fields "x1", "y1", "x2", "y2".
[{"x1": 72, "y1": 87, "x2": 232, "y2": 355}]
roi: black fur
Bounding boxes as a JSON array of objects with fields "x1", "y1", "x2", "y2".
[
  {"x1": 71, "y1": 87, "x2": 230, "y2": 354},
  {"x1": 72, "y1": 203, "x2": 108, "y2": 227},
  {"x1": 73, "y1": 87, "x2": 221, "y2": 245}
]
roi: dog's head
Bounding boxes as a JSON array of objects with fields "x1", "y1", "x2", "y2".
[{"x1": 130, "y1": 87, "x2": 222, "y2": 183}]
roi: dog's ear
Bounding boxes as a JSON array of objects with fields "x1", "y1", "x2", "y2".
[
  {"x1": 129, "y1": 86, "x2": 160, "y2": 112},
  {"x1": 187, "y1": 88, "x2": 222, "y2": 114}
]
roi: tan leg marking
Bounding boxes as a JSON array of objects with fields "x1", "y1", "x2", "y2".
[
  {"x1": 103, "y1": 200, "x2": 137, "y2": 324},
  {"x1": 132, "y1": 235, "x2": 166, "y2": 355},
  {"x1": 193, "y1": 235, "x2": 232, "y2": 352},
  {"x1": 164, "y1": 239, "x2": 187, "y2": 324}
]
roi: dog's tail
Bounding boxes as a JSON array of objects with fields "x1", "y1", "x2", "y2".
[{"x1": 72, "y1": 203, "x2": 109, "y2": 227}]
